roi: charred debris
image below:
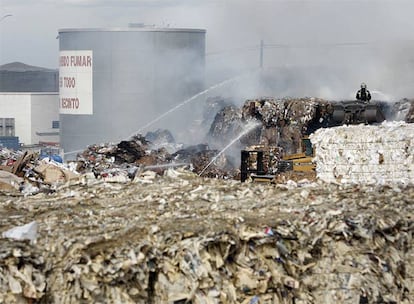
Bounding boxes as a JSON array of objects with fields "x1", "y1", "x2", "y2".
[{"x1": 0, "y1": 97, "x2": 413, "y2": 194}]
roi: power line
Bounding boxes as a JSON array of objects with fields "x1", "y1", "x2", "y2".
[
  {"x1": 206, "y1": 39, "x2": 414, "y2": 56},
  {"x1": 206, "y1": 46, "x2": 259, "y2": 56}
]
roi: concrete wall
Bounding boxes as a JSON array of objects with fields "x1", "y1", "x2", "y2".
[
  {"x1": 0, "y1": 93, "x2": 31, "y2": 145},
  {"x1": 0, "y1": 93, "x2": 59, "y2": 146},
  {"x1": 31, "y1": 94, "x2": 60, "y2": 144}
]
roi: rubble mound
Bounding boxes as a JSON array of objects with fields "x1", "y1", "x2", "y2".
[
  {"x1": 202, "y1": 96, "x2": 236, "y2": 127},
  {"x1": 390, "y1": 98, "x2": 414, "y2": 122},
  {"x1": 239, "y1": 97, "x2": 332, "y2": 153},
  {"x1": 112, "y1": 135, "x2": 150, "y2": 163},
  {"x1": 172, "y1": 144, "x2": 236, "y2": 178},
  {"x1": 1, "y1": 95, "x2": 413, "y2": 196},
  {"x1": 145, "y1": 129, "x2": 175, "y2": 146},
  {"x1": 208, "y1": 105, "x2": 243, "y2": 147},
  {"x1": 76, "y1": 138, "x2": 237, "y2": 180},
  {"x1": 406, "y1": 100, "x2": 414, "y2": 123},
  {"x1": 1, "y1": 95, "x2": 414, "y2": 303},
  {"x1": 0, "y1": 171, "x2": 413, "y2": 303},
  {"x1": 207, "y1": 97, "x2": 333, "y2": 154}
]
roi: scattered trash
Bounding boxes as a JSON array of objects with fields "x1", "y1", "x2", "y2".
[
  {"x1": 0, "y1": 96, "x2": 412, "y2": 196},
  {"x1": 406, "y1": 101, "x2": 414, "y2": 123},
  {"x1": 264, "y1": 227, "x2": 274, "y2": 236},
  {"x1": 34, "y1": 160, "x2": 79, "y2": 185},
  {"x1": 0, "y1": 170, "x2": 23, "y2": 192},
  {"x1": 0, "y1": 96, "x2": 413, "y2": 302},
  {"x1": 2, "y1": 221, "x2": 38, "y2": 244},
  {"x1": 0, "y1": 173, "x2": 412, "y2": 303},
  {"x1": 390, "y1": 98, "x2": 414, "y2": 122}
]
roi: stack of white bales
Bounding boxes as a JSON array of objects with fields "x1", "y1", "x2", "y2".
[{"x1": 310, "y1": 121, "x2": 414, "y2": 185}]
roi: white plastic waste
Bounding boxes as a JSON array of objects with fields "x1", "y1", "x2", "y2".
[{"x1": 2, "y1": 221, "x2": 38, "y2": 244}]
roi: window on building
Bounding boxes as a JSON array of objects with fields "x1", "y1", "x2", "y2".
[
  {"x1": 0, "y1": 118, "x2": 15, "y2": 136},
  {"x1": 52, "y1": 121, "x2": 60, "y2": 129}
]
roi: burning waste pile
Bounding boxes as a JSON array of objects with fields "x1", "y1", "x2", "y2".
[
  {"x1": 76, "y1": 133, "x2": 238, "y2": 180},
  {"x1": 0, "y1": 96, "x2": 413, "y2": 303},
  {"x1": 0, "y1": 127, "x2": 240, "y2": 196},
  {"x1": 72, "y1": 96, "x2": 339, "y2": 183},
  {"x1": 72, "y1": 96, "x2": 336, "y2": 183},
  {"x1": 0, "y1": 95, "x2": 413, "y2": 193},
  {"x1": 0, "y1": 96, "x2": 413, "y2": 194}
]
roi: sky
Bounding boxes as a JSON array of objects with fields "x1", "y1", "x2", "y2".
[{"x1": 1, "y1": 0, "x2": 414, "y2": 99}]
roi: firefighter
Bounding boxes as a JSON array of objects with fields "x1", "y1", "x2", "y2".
[{"x1": 356, "y1": 82, "x2": 371, "y2": 102}]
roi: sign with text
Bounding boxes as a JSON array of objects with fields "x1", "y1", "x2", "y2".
[{"x1": 59, "y1": 50, "x2": 93, "y2": 115}]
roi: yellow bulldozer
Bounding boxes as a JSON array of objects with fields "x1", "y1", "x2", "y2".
[
  {"x1": 278, "y1": 137, "x2": 315, "y2": 171},
  {"x1": 240, "y1": 136, "x2": 315, "y2": 183}
]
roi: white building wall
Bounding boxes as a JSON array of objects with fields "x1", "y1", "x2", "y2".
[
  {"x1": 0, "y1": 93, "x2": 32, "y2": 145},
  {"x1": 31, "y1": 93, "x2": 59, "y2": 144},
  {"x1": 0, "y1": 93, "x2": 59, "y2": 146}
]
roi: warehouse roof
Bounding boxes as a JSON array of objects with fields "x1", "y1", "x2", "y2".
[
  {"x1": 0, "y1": 62, "x2": 56, "y2": 72},
  {"x1": 0, "y1": 62, "x2": 58, "y2": 92}
]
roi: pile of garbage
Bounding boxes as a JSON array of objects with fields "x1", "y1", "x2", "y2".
[
  {"x1": 145, "y1": 129, "x2": 183, "y2": 153},
  {"x1": 0, "y1": 96, "x2": 413, "y2": 196},
  {"x1": 405, "y1": 99, "x2": 414, "y2": 122},
  {"x1": 76, "y1": 134, "x2": 237, "y2": 180},
  {"x1": 0, "y1": 96, "x2": 414, "y2": 303},
  {"x1": 310, "y1": 121, "x2": 414, "y2": 185},
  {"x1": 202, "y1": 96, "x2": 236, "y2": 129},
  {"x1": 0, "y1": 149, "x2": 79, "y2": 195},
  {"x1": 390, "y1": 98, "x2": 414, "y2": 122},
  {"x1": 0, "y1": 134, "x2": 236, "y2": 195},
  {"x1": 208, "y1": 97, "x2": 333, "y2": 155},
  {"x1": 208, "y1": 105, "x2": 244, "y2": 148},
  {"x1": 209, "y1": 97, "x2": 414, "y2": 156},
  {"x1": 0, "y1": 169, "x2": 413, "y2": 303}
]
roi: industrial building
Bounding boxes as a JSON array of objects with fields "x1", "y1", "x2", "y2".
[
  {"x1": 0, "y1": 62, "x2": 58, "y2": 92},
  {"x1": 0, "y1": 62, "x2": 59, "y2": 149},
  {"x1": 58, "y1": 26, "x2": 206, "y2": 158},
  {"x1": 0, "y1": 92, "x2": 59, "y2": 147}
]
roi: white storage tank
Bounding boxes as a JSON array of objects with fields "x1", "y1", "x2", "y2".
[{"x1": 58, "y1": 27, "x2": 206, "y2": 157}]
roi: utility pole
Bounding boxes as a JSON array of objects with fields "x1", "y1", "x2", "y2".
[{"x1": 260, "y1": 39, "x2": 264, "y2": 68}]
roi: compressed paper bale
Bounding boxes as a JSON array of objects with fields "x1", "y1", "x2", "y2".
[{"x1": 310, "y1": 121, "x2": 414, "y2": 185}]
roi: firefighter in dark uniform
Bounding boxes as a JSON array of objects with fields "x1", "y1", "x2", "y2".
[{"x1": 356, "y1": 82, "x2": 371, "y2": 102}]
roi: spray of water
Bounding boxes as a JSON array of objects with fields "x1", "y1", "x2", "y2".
[
  {"x1": 63, "y1": 70, "x2": 259, "y2": 158},
  {"x1": 127, "y1": 70, "x2": 259, "y2": 139},
  {"x1": 143, "y1": 162, "x2": 189, "y2": 170},
  {"x1": 64, "y1": 149, "x2": 84, "y2": 157},
  {"x1": 370, "y1": 90, "x2": 393, "y2": 102},
  {"x1": 198, "y1": 120, "x2": 261, "y2": 176}
]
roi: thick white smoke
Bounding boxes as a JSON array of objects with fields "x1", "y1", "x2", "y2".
[{"x1": 3, "y1": 0, "x2": 414, "y2": 148}]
